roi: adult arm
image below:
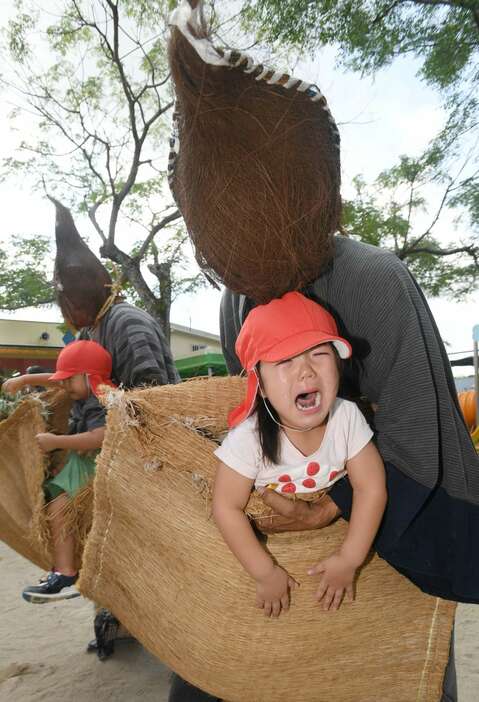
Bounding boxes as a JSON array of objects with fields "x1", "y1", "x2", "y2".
[
  {"x1": 96, "y1": 305, "x2": 180, "y2": 388},
  {"x1": 256, "y1": 488, "x2": 343, "y2": 533}
]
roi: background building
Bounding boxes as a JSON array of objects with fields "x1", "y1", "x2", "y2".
[{"x1": 0, "y1": 318, "x2": 226, "y2": 380}]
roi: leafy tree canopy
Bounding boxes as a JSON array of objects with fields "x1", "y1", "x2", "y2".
[
  {"x1": 241, "y1": 0, "x2": 479, "y2": 174},
  {"x1": 243, "y1": 0, "x2": 479, "y2": 93},
  {"x1": 0, "y1": 235, "x2": 53, "y2": 310},
  {"x1": 343, "y1": 154, "x2": 478, "y2": 298},
  {"x1": 1, "y1": 0, "x2": 206, "y2": 337},
  {"x1": 243, "y1": 0, "x2": 479, "y2": 297},
  {"x1": 1, "y1": 0, "x2": 477, "y2": 314}
]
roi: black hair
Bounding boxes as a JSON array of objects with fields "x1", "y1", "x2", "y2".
[
  {"x1": 257, "y1": 394, "x2": 281, "y2": 466},
  {"x1": 256, "y1": 344, "x2": 343, "y2": 465}
]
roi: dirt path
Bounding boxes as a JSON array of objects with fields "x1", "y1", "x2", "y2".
[
  {"x1": 1, "y1": 541, "x2": 478, "y2": 701},
  {"x1": 0, "y1": 542, "x2": 170, "y2": 701}
]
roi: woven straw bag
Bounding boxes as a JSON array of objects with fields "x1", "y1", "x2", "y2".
[
  {"x1": 0, "y1": 388, "x2": 92, "y2": 571},
  {"x1": 79, "y1": 377, "x2": 455, "y2": 702}
]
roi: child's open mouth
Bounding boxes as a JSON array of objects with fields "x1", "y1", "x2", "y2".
[{"x1": 295, "y1": 391, "x2": 321, "y2": 411}]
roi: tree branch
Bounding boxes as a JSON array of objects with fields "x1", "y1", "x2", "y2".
[
  {"x1": 88, "y1": 200, "x2": 108, "y2": 243},
  {"x1": 407, "y1": 148, "x2": 475, "y2": 250},
  {"x1": 134, "y1": 209, "x2": 182, "y2": 262},
  {"x1": 374, "y1": 0, "x2": 479, "y2": 30},
  {"x1": 373, "y1": 1, "x2": 401, "y2": 25},
  {"x1": 3, "y1": 0, "x2": 197, "y2": 333},
  {"x1": 100, "y1": 240, "x2": 158, "y2": 310},
  {"x1": 404, "y1": 244, "x2": 478, "y2": 258}
]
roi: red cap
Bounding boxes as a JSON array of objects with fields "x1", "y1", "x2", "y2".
[
  {"x1": 49, "y1": 340, "x2": 116, "y2": 397},
  {"x1": 228, "y1": 292, "x2": 351, "y2": 427}
]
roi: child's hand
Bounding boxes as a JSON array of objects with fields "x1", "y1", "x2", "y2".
[
  {"x1": 2, "y1": 377, "x2": 25, "y2": 395},
  {"x1": 35, "y1": 432, "x2": 60, "y2": 452},
  {"x1": 255, "y1": 565, "x2": 297, "y2": 618},
  {"x1": 308, "y1": 553, "x2": 356, "y2": 611}
]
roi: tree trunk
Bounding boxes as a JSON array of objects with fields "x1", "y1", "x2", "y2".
[
  {"x1": 100, "y1": 242, "x2": 172, "y2": 344},
  {"x1": 148, "y1": 261, "x2": 172, "y2": 343}
]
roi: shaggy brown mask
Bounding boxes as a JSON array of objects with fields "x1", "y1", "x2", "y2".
[
  {"x1": 52, "y1": 198, "x2": 112, "y2": 329},
  {"x1": 168, "y1": 1, "x2": 341, "y2": 303}
]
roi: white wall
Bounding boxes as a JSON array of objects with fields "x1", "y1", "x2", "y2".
[{"x1": 0, "y1": 319, "x2": 222, "y2": 360}]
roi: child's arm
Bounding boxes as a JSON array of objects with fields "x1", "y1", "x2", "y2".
[
  {"x1": 309, "y1": 441, "x2": 386, "y2": 611},
  {"x1": 213, "y1": 460, "x2": 297, "y2": 617},
  {"x1": 2, "y1": 374, "x2": 56, "y2": 395},
  {"x1": 36, "y1": 427, "x2": 105, "y2": 453}
]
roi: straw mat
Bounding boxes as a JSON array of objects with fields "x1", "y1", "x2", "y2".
[
  {"x1": 0, "y1": 389, "x2": 93, "y2": 570},
  {"x1": 79, "y1": 377, "x2": 455, "y2": 702}
]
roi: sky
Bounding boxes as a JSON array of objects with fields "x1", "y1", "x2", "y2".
[{"x1": 0, "y1": 1, "x2": 477, "y2": 375}]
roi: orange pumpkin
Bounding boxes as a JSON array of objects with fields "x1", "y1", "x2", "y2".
[{"x1": 458, "y1": 390, "x2": 477, "y2": 429}]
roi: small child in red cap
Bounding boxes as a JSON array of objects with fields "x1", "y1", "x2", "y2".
[
  {"x1": 3, "y1": 340, "x2": 115, "y2": 603},
  {"x1": 213, "y1": 292, "x2": 387, "y2": 616}
]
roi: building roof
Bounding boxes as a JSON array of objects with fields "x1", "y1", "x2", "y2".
[
  {"x1": 175, "y1": 352, "x2": 227, "y2": 378},
  {"x1": 170, "y1": 322, "x2": 220, "y2": 342}
]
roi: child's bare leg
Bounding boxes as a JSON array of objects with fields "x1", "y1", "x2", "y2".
[
  {"x1": 21, "y1": 492, "x2": 80, "y2": 602},
  {"x1": 47, "y1": 494, "x2": 77, "y2": 576}
]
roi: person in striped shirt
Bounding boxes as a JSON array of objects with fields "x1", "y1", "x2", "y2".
[{"x1": 52, "y1": 198, "x2": 180, "y2": 659}]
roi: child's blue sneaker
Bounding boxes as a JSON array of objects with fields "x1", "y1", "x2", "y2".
[{"x1": 22, "y1": 571, "x2": 80, "y2": 604}]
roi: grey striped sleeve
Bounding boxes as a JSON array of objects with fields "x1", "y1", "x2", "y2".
[
  {"x1": 85, "y1": 303, "x2": 180, "y2": 389},
  {"x1": 219, "y1": 291, "x2": 251, "y2": 376}
]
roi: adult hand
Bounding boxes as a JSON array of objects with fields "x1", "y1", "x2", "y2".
[{"x1": 255, "y1": 491, "x2": 341, "y2": 534}]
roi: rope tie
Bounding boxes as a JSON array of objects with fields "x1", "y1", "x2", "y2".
[{"x1": 93, "y1": 275, "x2": 125, "y2": 328}]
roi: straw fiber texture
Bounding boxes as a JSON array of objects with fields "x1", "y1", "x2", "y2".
[
  {"x1": 168, "y1": 7, "x2": 340, "y2": 304},
  {"x1": 0, "y1": 389, "x2": 94, "y2": 570},
  {"x1": 80, "y1": 377, "x2": 455, "y2": 702},
  {"x1": 52, "y1": 197, "x2": 112, "y2": 329}
]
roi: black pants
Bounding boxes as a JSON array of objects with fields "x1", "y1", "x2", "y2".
[
  {"x1": 168, "y1": 675, "x2": 220, "y2": 702},
  {"x1": 441, "y1": 634, "x2": 457, "y2": 702}
]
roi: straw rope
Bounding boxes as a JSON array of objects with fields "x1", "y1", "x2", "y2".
[
  {"x1": 92, "y1": 274, "x2": 126, "y2": 328},
  {"x1": 416, "y1": 598, "x2": 441, "y2": 702}
]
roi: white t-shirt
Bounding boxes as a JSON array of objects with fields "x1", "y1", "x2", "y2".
[{"x1": 215, "y1": 398, "x2": 373, "y2": 494}]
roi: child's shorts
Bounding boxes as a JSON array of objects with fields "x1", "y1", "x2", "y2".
[{"x1": 44, "y1": 451, "x2": 98, "y2": 501}]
